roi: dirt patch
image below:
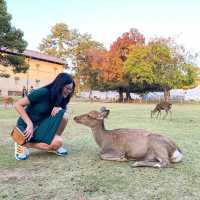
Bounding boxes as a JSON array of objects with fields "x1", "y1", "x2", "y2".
[{"x1": 0, "y1": 168, "x2": 32, "y2": 184}]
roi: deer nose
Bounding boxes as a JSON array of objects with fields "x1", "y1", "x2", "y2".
[{"x1": 73, "y1": 116, "x2": 78, "y2": 121}]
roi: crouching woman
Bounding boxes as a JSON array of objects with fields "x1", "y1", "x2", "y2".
[{"x1": 13, "y1": 73, "x2": 75, "y2": 160}]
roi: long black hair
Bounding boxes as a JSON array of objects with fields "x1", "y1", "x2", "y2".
[{"x1": 45, "y1": 73, "x2": 75, "y2": 109}]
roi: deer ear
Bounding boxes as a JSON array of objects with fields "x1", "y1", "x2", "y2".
[
  {"x1": 96, "y1": 114, "x2": 104, "y2": 120},
  {"x1": 88, "y1": 112, "x2": 104, "y2": 120},
  {"x1": 100, "y1": 106, "x2": 107, "y2": 112},
  {"x1": 100, "y1": 107, "x2": 110, "y2": 118}
]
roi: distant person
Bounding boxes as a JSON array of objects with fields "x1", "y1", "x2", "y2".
[
  {"x1": 22, "y1": 86, "x2": 28, "y2": 97},
  {"x1": 13, "y1": 73, "x2": 75, "y2": 160},
  {"x1": 29, "y1": 85, "x2": 34, "y2": 94}
]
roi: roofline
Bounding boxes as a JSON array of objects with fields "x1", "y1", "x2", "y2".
[{"x1": 0, "y1": 49, "x2": 66, "y2": 65}]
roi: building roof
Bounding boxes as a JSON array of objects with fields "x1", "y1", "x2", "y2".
[{"x1": 0, "y1": 48, "x2": 66, "y2": 65}]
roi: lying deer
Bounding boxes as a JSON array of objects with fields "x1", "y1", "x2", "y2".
[
  {"x1": 151, "y1": 101, "x2": 172, "y2": 120},
  {"x1": 74, "y1": 107, "x2": 183, "y2": 168}
]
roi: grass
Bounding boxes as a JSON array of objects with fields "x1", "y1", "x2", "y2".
[{"x1": 0, "y1": 102, "x2": 200, "y2": 200}]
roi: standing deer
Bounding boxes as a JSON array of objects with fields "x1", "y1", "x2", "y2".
[
  {"x1": 74, "y1": 107, "x2": 183, "y2": 168},
  {"x1": 151, "y1": 101, "x2": 172, "y2": 120},
  {"x1": 3, "y1": 96, "x2": 14, "y2": 109}
]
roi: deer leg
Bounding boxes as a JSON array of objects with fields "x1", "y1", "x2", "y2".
[
  {"x1": 159, "y1": 111, "x2": 162, "y2": 119},
  {"x1": 131, "y1": 161, "x2": 163, "y2": 168},
  {"x1": 153, "y1": 146, "x2": 170, "y2": 167},
  {"x1": 131, "y1": 157, "x2": 170, "y2": 168},
  {"x1": 100, "y1": 149, "x2": 128, "y2": 162},
  {"x1": 156, "y1": 111, "x2": 160, "y2": 119},
  {"x1": 150, "y1": 111, "x2": 153, "y2": 118},
  {"x1": 169, "y1": 110, "x2": 172, "y2": 120},
  {"x1": 163, "y1": 110, "x2": 168, "y2": 119}
]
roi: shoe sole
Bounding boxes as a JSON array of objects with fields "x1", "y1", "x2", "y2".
[
  {"x1": 55, "y1": 152, "x2": 68, "y2": 156},
  {"x1": 15, "y1": 155, "x2": 29, "y2": 160}
]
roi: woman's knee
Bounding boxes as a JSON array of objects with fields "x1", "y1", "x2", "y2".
[
  {"x1": 62, "y1": 112, "x2": 69, "y2": 123},
  {"x1": 50, "y1": 136, "x2": 63, "y2": 150}
]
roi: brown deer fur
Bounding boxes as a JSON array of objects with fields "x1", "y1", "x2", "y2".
[
  {"x1": 151, "y1": 101, "x2": 172, "y2": 119},
  {"x1": 74, "y1": 107, "x2": 183, "y2": 168}
]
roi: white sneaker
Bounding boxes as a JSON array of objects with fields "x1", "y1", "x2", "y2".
[
  {"x1": 15, "y1": 142, "x2": 29, "y2": 160},
  {"x1": 56, "y1": 146, "x2": 68, "y2": 156}
]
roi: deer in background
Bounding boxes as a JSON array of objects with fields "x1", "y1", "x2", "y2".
[
  {"x1": 74, "y1": 107, "x2": 183, "y2": 168},
  {"x1": 151, "y1": 101, "x2": 172, "y2": 120},
  {"x1": 2, "y1": 96, "x2": 14, "y2": 109}
]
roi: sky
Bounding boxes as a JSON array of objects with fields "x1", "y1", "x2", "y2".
[{"x1": 5, "y1": 0, "x2": 200, "y2": 65}]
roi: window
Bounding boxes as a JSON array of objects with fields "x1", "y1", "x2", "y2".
[
  {"x1": 35, "y1": 79, "x2": 40, "y2": 87},
  {"x1": 8, "y1": 91, "x2": 22, "y2": 96},
  {"x1": 14, "y1": 76, "x2": 20, "y2": 85}
]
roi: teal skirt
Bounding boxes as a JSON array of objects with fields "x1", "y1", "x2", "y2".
[{"x1": 17, "y1": 109, "x2": 65, "y2": 145}]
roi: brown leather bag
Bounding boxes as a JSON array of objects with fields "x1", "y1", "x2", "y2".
[{"x1": 11, "y1": 127, "x2": 26, "y2": 145}]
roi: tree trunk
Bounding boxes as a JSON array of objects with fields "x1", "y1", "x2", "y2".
[
  {"x1": 125, "y1": 91, "x2": 132, "y2": 102},
  {"x1": 89, "y1": 90, "x2": 92, "y2": 100},
  {"x1": 75, "y1": 75, "x2": 81, "y2": 96},
  {"x1": 164, "y1": 88, "x2": 170, "y2": 102},
  {"x1": 118, "y1": 87, "x2": 123, "y2": 102}
]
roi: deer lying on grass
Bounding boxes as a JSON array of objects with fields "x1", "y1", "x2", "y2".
[
  {"x1": 151, "y1": 101, "x2": 172, "y2": 120},
  {"x1": 74, "y1": 107, "x2": 183, "y2": 168}
]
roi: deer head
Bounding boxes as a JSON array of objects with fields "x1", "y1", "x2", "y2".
[{"x1": 74, "y1": 107, "x2": 110, "y2": 128}]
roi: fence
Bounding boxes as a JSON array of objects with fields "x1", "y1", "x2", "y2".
[{"x1": 79, "y1": 87, "x2": 200, "y2": 103}]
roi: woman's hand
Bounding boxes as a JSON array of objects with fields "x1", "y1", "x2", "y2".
[
  {"x1": 24, "y1": 122, "x2": 34, "y2": 141},
  {"x1": 51, "y1": 107, "x2": 62, "y2": 116}
]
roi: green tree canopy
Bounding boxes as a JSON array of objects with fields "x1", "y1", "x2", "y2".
[
  {"x1": 39, "y1": 23, "x2": 104, "y2": 94},
  {"x1": 125, "y1": 37, "x2": 198, "y2": 100},
  {"x1": 0, "y1": 0, "x2": 28, "y2": 77}
]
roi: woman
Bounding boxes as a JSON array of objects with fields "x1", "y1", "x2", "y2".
[
  {"x1": 14, "y1": 73, "x2": 75, "y2": 160},
  {"x1": 22, "y1": 86, "x2": 28, "y2": 97}
]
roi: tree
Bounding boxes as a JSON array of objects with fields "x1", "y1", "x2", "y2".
[
  {"x1": 0, "y1": 0, "x2": 28, "y2": 77},
  {"x1": 110, "y1": 28, "x2": 145, "y2": 61},
  {"x1": 149, "y1": 38, "x2": 197, "y2": 101},
  {"x1": 71, "y1": 33, "x2": 104, "y2": 94},
  {"x1": 39, "y1": 23, "x2": 104, "y2": 94},
  {"x1": 85, "y1": 49, "x2": 123, "y2": 89},
  {"x1": 125, "y1": 37, "x2": 198, "y2": 101},
  {"x1": 109, "y1": 28, "x2": 145, "y2": 100},
  {"x1": 83, "y1": 28, "x2": 145, "y2": 101},
  {"x1": 38, "y1": 23, "x2": 78, "y2": 60}
]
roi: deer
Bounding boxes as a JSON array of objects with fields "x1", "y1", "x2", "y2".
[
  {"x1": 74, "y1": 107, "x2": 183, "y2": 168},
  {"x1": 151, "y1": 101, "x2": 172, "y2": 120},
  {"x1": 3, "y1": 96, "x2": 14, "y2": 109}
]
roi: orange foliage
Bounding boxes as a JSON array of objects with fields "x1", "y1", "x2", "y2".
[
  {"x1": 86, "y1": 49, "x2": 123, "y2": 82},
  {"x1": 110, "y1": 28, "x2": 145, "y2": 61},
  {"x1": 85, "y1": 28, "x2": 145, "y2": 84}
]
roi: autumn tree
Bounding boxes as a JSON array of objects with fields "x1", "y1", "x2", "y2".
[
  {"x1": 71, "y1": 33, "x2": 103, "y2": 94},
  {"x1": 80, "y1": 28, "x2": 146, "y2": 101},
  {"x1": 110, "y1": 28, "x2": 145, "y2": 60},
  {"x1": 108, "y1": 28, "x2": 145, "y2": 100},
  {"x1": 125, "y1": 37, "x2": 198, "y2": 101},
  {"x1": 0, "y1": 0, "x2": 28, "y2": 77},
  {"x1": 38, "y1": 23, "x2": 77, "y2": 60},
  {"x1": 84, "y1": 48, "x2": 123, "y2": 92},
  {"x1": 39, "y1": 23, "x2": 103, "y2": 94}
]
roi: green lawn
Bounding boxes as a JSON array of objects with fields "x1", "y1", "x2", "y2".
[{"x1": 0, "y1": 102, "x2": 200, "y2": 200}]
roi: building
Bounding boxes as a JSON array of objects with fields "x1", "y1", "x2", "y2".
[{"x1": 0, "y1": 49, "x2": 66, "y2": 96}]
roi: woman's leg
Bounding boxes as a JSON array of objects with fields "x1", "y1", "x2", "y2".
[
  {"x1": 55, "y1": 112, "x2": 69, "y2": 136},
  {"x1": 24, "y1": 112, "x2": 68, "y2": 152},
  {"x1": 25, "y1": 135, "x2": 64, "y2": 151}
]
